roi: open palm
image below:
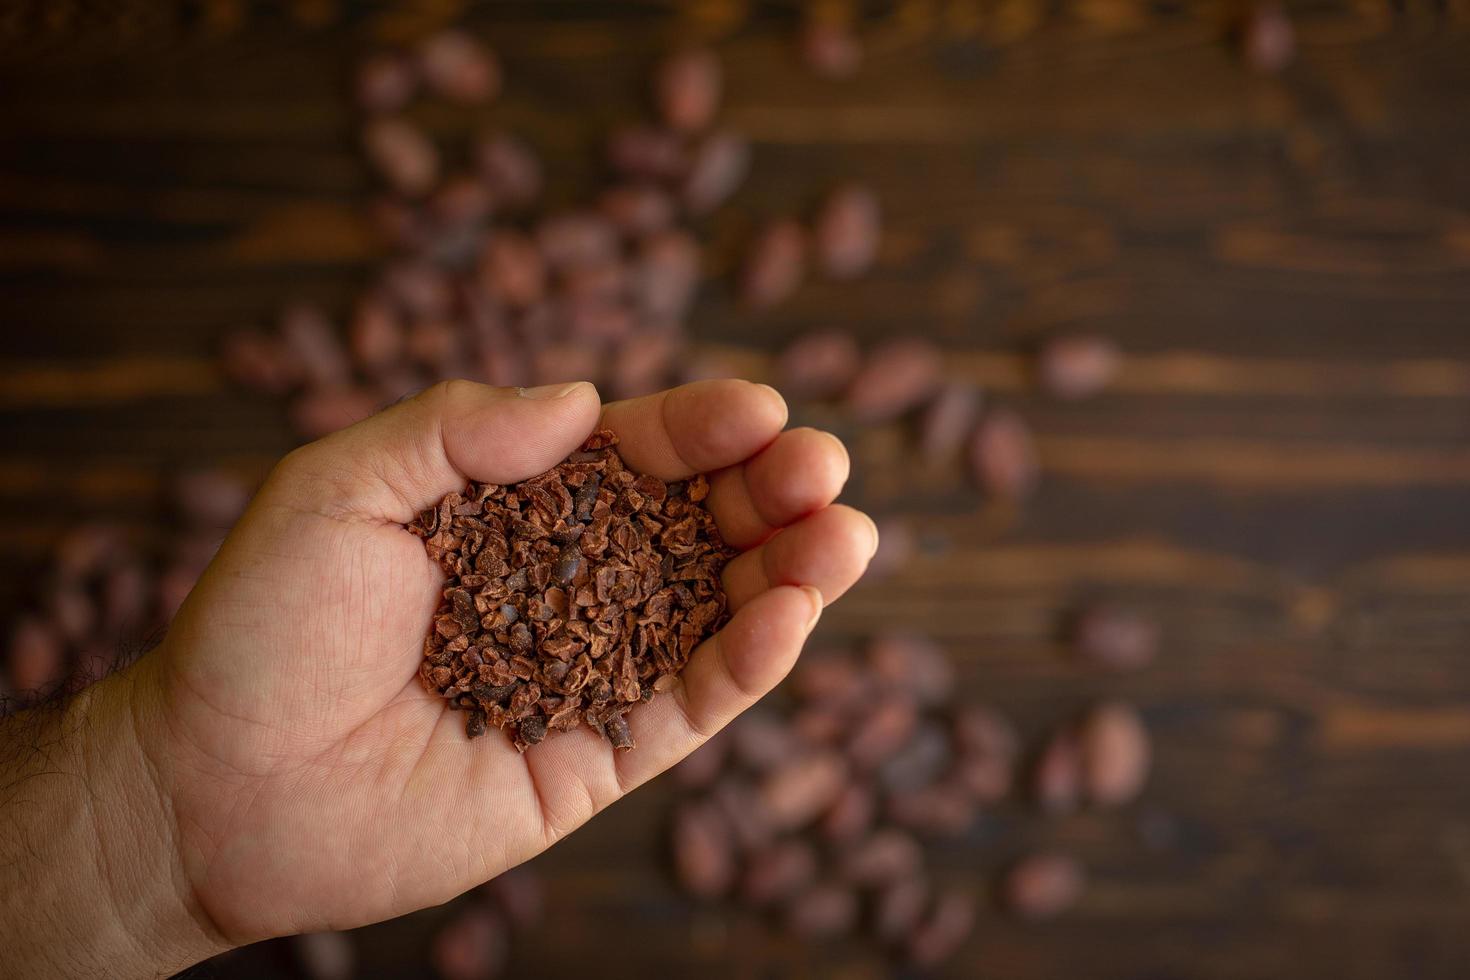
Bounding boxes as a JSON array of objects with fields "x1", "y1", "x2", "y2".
[{"x1": 138, "y1": 379, "x2": 874, "y2": 945}]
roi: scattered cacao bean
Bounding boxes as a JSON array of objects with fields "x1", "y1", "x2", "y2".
[
  {"x1": 1036, "y1": 333, "x2": 1120, "y2": 400},
  {"x1": 813, "y1": 182, "x2": 880, "y2": 279},
  {"x1": 418, "y1": 30, "x2": 500, "y2": 104},
  {"x1": 355, "y1": 53, "x2": 417, "y2": 114},
  {"x1": 293, "y1": 931, "x2": 356, "y2": 980},
  {"x1": 907, "y1": 887, "x2": 976, "y2": 966},
  {"x1": 431, "y1": 904, "x2": 508, "y2": 980},
  {"x1": 682, "y1": 130, "x2": 750, "y2": 215},
  {"x1": 655, "y1": 48, "x2": 722, "y2": 132},
  {"x1": 784, "y1": 882, "x2": 859, "y2": 938},
  {"x1": 1072, "y1": 602, "x2": 1160, "y2": 671},
  {"x1": 363, "y1": 117, "x2": 439, "y2": 197},
  {"x1": 1001, "y1": 853, "x2": 1085, "y2": 920},
  {"x1": 918, "y1": 382, "x2": 983, "y2": 463},
  {"x1": 741, "y1": 219, "x2": 807, "y2": 310},
  {"x1": 672, "y1": 801, "x2": 736, "y2": 898},
  {"x1": 844, "y1": 338, "x2": 942, "y2": 423},
  {"x1": 1242, "y1": 2, "x2": 1295, "y2": 73},
  {"x1": 741, "y1": 839, "x2": 819, "y2": 905},
  {"x1": 775, "y1": 330, "x2": 861, "y2": 400},
  {"x1": 476, "y1": 132, "x2": 542, "y2": 208},
  {"x1": 969, "y1": 407, "x2": 1039, "y2": 500},
  {"x1": 800, "y1": 20, "x2": 864, "y2": 79},
  {"x1": 1078, "y1": 700, "x2": 1151, "y2": 807},
  {"x1": 1032, "y1": 726, "x2": 1083, "y2": 814}
]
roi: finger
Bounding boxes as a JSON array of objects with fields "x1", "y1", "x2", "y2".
[
  {"x1": 707, "y1": 427, "x2": 851, "y2": 549},
  {"x1": 598, "y1": 379, "x2": 788, "y2": 481},
  {"x1": 616, "y1": 584, "x2": 822, "y2": 788},
  {"x1": 520, "y1": 585, "x2": 823, "y2": 840},
  {"x1": 267, "y1": 380, "x2": 602, "y2": 523},
  {"x1": 721, "y1": 504, "x2": 879, "y2": 610}
]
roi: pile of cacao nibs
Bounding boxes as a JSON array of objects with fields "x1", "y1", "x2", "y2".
[{"x1": 410, "y1": 429, "x2": 736, "y2": 751}]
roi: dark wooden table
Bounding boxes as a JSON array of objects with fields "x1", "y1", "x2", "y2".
[{"x1": 4, "y1": 2, "x2": 1470, "y2": 978}]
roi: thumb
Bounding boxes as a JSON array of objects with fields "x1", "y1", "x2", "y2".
[{"x1": 268, "y1": 380, "x2": 603, "y2": 523}]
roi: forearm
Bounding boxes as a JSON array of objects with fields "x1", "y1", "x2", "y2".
[{"x1": 0, "y1": 665, "x2": 227, "y2": 979}]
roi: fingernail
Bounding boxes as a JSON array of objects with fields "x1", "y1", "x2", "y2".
[
  {"x1": 859, "y1": 511, "x2": 881, "y2": 558},
  {"x1": 519, "y1": 381, "x2": 589, "y2": 400},
  {"x1": 753, "y1": 382, "x2": 790, "y2": 426},
  {"x1": 800, "y1": 585, "x2": 824, "y2": 631},
  {"x1": 817, "y1": 430, "x2": 852, "y2": 485}
]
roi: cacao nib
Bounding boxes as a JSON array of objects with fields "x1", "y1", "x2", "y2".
[{"x1": 411, "y1": 429, "x2": 735, "y2": 751}]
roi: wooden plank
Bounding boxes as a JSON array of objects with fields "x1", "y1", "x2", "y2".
[{"x1": 1, "y1": 3, "x2": 1469, "y2": 978}]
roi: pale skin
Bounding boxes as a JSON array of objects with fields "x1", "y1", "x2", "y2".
[{"x1": 0, "y1": 378, "x2": 876, "y2": 979}]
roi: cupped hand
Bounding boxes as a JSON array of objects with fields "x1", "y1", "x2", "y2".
[{"x1": 137, "y1": 379, "x2": 876, "y2": 946}]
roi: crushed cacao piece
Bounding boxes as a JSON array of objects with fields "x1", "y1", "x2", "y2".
[{"x1": 410, "y1": 428, "x2": 735, "y2": 751}]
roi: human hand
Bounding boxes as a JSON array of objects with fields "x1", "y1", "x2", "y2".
[{"x1": 18, "y1": 379, "x2": 873, "y2": 975}]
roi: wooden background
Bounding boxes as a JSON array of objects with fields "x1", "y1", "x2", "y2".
[{"x1": 3, "y1": 1, "x2": 1470, "y2": 977}]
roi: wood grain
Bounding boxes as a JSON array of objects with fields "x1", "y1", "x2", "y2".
[{"x1": 2, "y1": 2, "x2": 1470, "y2": 978}]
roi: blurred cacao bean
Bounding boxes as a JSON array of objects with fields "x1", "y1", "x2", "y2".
[
  {"x1": 293, "y1": 931, "x2": 356, "y2": 980},
  {"x1": 418, "y1": 30, "x2": 500, "y2": 104},
  {"x1": 478, "y1": 232, "x2": 547, "y2": 309},
  {"x1": 1032, "y1": 726, "x2": 1083, "y2": 814},
  {"x1": 741, "y1": 838, "x2": 818, "y2": 905},
  {"x1": 672, "y1": 801, "x2": 736, "y2": 898},
  {"x1": 906, "y1": 887, "x2": 976, "y2": 967},
  {"x1": 363, "y1": 117, "x2": 439, "y2": 197},
  {"x1": 969, "y1": 407, "x2": 1039, "y2": 500},
  {"x1": 356, "y1": 53, "x2": 417, "y2": 113},
  {"x1": 868, "y1": 632, "x2": 953, "y2": 707},
  {"x1": 784, "y1": 882, "x2": 859, "y2": 938},
  {"x1": 844, "y1": 338, "x2": 942, "y2": 423},
  {"x1": 174, "y1": 469, "x2": 250, "y2": 528},
  {"x1": 536, "y1": 212, "x2": 618, "y2": 270},
  {"x1": 290, "y1": 386, "x2": 378, "y2": 440},
  {"x1": 813, "y1": 183, "x2": 880, "y2": 279},
  {"x1": 874, "y1": 875, "x2": 930, "y2": 945},
  {"x1": 918, "y1": 382, "x2": 982, "y2": 463},
  {"x1": 839, "y1": 829, "x2": 923, "y2": 886},
  {"x1": 6, "y1": 616, "x2": 64, "y2": 695},
  {"x1": 1078, "y1": 700, "x2": 1151, "y2": 807},
  {"x1": 476, "y1": 132, "x2": 542, "y2": 208},
  {"x1": 222, "y1": 329, "x2": 298, "y2": 394},
  {"x1": 761, "y1": 751, "x2": 847, "y2": 830},
  {"x1": 1243, "y1": 2, "x2": 1295, "y2": 73},
  {"x1": 599, "y1": 183, "x2": 675, "y2": 237},
  {"x1": 845, "y1": 697, "x2": 918, "y2": 769},
  {"x1": 1001, "y1": 853, "x2": 1085, "y2": 920},
  {"x1": 801, "y1": 20, "x2": 863, "y2": 78},
  {"x1": 682, "y1": 130, "x2": 750, "y2": 215},
  {"x1": 673, "y1": 730, "x2": 729, "y2": 790},
  {"x1": 607, "y1": 125, "x2": 687, "y2": 181},
  {"x1": 741, "y1": 219, "x2": 807, "y2": 310},
  {"x1": 481, "y1": 867, "x2": 545, "y2": 930},
  {"x1": 431, "y1": 904, "x2": 508, "y2": 980},
  {"x1": 1036, "y1": 334, "x2": 1120, "y2": 400},
  {"x1": 775, "y1": 330, "x2": 861, "y2": 401},
  {"x1": 349, "y1": 293, "x2": 405, "y2": 374},
  {"x1": 279, "y1": 303, "x2": 350, "y2": 389},
  {"x1": 1072, "y1": 603, "x2": 1160, "y2": 672},
  {"x1": 820, "y1": 781, "x2": 876, "y2": 844},
  {"x1": 655, "y1": 48, "x2": 722, "y2": 132}
]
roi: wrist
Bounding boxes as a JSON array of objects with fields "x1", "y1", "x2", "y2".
[{"x1": 0, "y1": 660, "x2": 229, "y2": 978}]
